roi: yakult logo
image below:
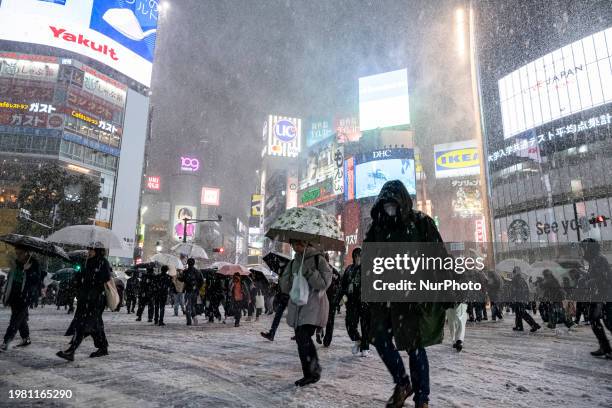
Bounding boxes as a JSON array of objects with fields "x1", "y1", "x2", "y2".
[
  {"x1": 180, "y1": 157, "x2": 200, "y2": 172},
  {"x1": 50, "y1": 26, "x2": 118, "y2": 61},
  {"x1": 274, "y1": 119, "x2": 297, "y2": 142}
]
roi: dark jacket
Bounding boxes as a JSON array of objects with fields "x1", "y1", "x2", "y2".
[
  {"x1": 66, "y1": 255, "x2": 112, "y2": 336},
  {"x1": 486, "y1": 271, "x2": 503, "y2": 302},
  {"x1": 541, "y1": 276, "x2": 565, "y2": 302},
  {"x1": 179, "y1": 266, "x2": 204, "y2": 293},
  {"x1": 2, "y1": 257, "x2": 42, "y2": 306},
  {"x1": 338, "y1": 263, "x2": 362, "y2": 303},
  {"x1": 586, "y1": 253, "x2": 612, "y2": 302},
  {"x1": 140, "y1": 271, "x2": 156, "y2": 299},
  {"x1": 366, "y1": 180, "x2": 448, "y2": 351},
  {"x1": 510, "y1": 274, "x2": 530, "y2": 303},
  {"x1": 154, "y1": 272, "x2": 173, "y2": 298},
  {"x1": 125, "y1": 276, "x2": 140, "y2": 298}
]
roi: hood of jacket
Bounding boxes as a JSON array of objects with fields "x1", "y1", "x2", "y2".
[{"x1": 370, "y1": 180, "x2": 414, "y2": 226}]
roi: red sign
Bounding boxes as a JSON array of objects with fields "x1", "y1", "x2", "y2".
[
  {"x1": 201, "y1": 187, "x2": 220, "y2": 206},
  {"x1": 475, "y1": 217, "x2": 486, "y2": 242},
  {"x1": 146, "y1": 176, "x2": 161, "y2": 191},
  {"x1": 345, "y1": 156, "x2": 355, "y2": 201},
  {"x1": 335, "y1": 116, "x2": 361, "y2": 143}
]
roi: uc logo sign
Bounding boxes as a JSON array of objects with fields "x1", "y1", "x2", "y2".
[
  {"x1": 274, "y1": 119, "x2": 297, "y2": 142},
  {"x1": 436, "y1": 148, "x2": 479, "y2": 169},
  {"x1": 181, "y1": 157, "x2": 200, "y2": 172}
]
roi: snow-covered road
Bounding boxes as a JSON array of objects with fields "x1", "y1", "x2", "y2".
[{"x1": 0, "y1": 306, "x2": 611, "y2": 408}]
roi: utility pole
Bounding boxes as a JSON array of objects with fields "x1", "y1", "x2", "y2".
[{"x1": 182, "y1": 215, "x2": 223, "y2": 243}]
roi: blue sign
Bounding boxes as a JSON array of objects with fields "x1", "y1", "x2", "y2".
[
  {"x1": 63, "y1": 132, "x2": 121, "y2": 157},
  {"x1": 37, "y1": 0, "x2": 67, "y2": 4},
  {"x1": 307, "y1": 118, "x2": 333, "y2": 147},
  {"x1": 0, "y1": 126, "x2": 61, "y2": 138},
  {"x1": 90, "y1": 0, "x2": 159, "y2": 63},
  {"x1": 274, "y1": 119, "x2": 297, "y2": 142}
]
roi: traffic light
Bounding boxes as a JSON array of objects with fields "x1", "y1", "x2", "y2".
[
  {"x1": 589, "y1": 215, "x2": 609, "y2": 226},
  {"x1": 73, "y1": 263, "x2": 82, "y2": 272},
  {"x1": 213, "y1": 247, "x2": 224, "y2": 253}
]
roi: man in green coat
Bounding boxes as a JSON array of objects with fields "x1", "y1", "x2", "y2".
[{"x1": 365, "y1": 180, "x2": 446, "y2": 408}]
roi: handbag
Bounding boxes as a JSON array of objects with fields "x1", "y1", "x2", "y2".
[
  {"x1": 104, "y1": 279, "x2": 120, "y2": 311},
  {"x1": 289, "y1": 255, "x2": 309, "y2": 306},
  {"x1": 255, "y1": 293, "x2": 265, "y2": 309}
]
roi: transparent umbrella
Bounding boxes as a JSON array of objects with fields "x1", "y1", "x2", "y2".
[
  {"x1": 150, "y1": 253, "x2": 184, "y2": 269},
  {"x1": 47, "y1": 225, "x2": 124, "y2": 249},
  {"x1": 171, "y1": 242, "x2": 208, "y2": 259}
]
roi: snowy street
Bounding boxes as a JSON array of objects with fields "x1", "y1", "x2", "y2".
[{"x1": 0, "y1": 306, "x2": 611, "y2": 408}]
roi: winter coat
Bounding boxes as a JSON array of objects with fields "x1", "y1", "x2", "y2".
[
  {"x1": 66, "y1": 255, "x2": 112, "y2": 336},
  {"x1": 229, "y1": 279, "x2": 250, "y2": 303},
  {"x1": 486, "y1": 271, "x2": 503, "y2": 302},
  {"x1": 279, "y1": 246, "x2": 332, "y2": 329},
  {"x1": 365, "y1": 180, "x2": 448, "y2": 351},
  {"x1": 178, "y1": 266, "x2": 203, "y2": 293},
  {"x1": 586, "y1": 254, "x2": 612, "y2": 302},
  {"x1": 510, "y1": 274, "x2": 530, "y2": 303},
  {"x1": 140, "y1": 272, "x2": 156, "y2": 299},
  {"x1": 339, "y1": 263, "x2": 362, "y2": 303},
  {"x1": 541, "y1": 276, "x2": 565, "y2": 302},
  {"x1": 2, "y1": 257, "x2": 42, "y2": 307},
  {"x1": 155, "y1": 273, "x2": 173, "y2": 299},
  {"x1": 125, "y1": 276, "x2": 140, "y2": 298}
]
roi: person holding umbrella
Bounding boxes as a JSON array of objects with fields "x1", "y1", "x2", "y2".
[
  {"x1": 279, "y1": 239, "x2": 332, "y2": 387},
  {"x1": 0, "y1": 246, "x2": 42, "y2": 351},
  {"x1": 57, "y1": 245, "x2": 112, "y2": 361},
  {"x1": 154, "y1": 265, "x2": 173, "y2": 326}
]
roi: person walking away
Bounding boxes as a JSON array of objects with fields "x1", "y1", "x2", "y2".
[
  {"x1": 56, "y1": 247, "x2": 112, "y2": 361},
  {"x1": 279, "y1": 239, "x2": 331, "y2": 387},
  {"x1": 365, "y1": 180, "x2": 448, "y2": 408},
  {"x1": 229, "y1": 273, "x2": 248, "y2": 327},
  {"x1": 336, "y1": 247, "x2": 371, "y2": 356},
  {"x1": 261, "y1": 263, "x2": 290, "y2": 341},
  {"x1": 319, "y1": 253, "x2": 341, "y2": 347},
  {"x1": 446, "y1": 303, "x2": 467, "y2": 352},
  {"x1": 178, "y1": 258, "x2": 203, "y2": 326},
  {"x1": 568, "y1": 268, "x2": 589, "y2": 324},
  {"x1": 580, "y1": 239, "x2": 612, "y2": 359},
  {"x1": 511, "y1": 267, "x2": 541, "y2": 333},
  {"x1": 136, "y1": 266, "x2": 155, "y2": 322},
  {"x1": 172, "y1": 272, "x2": 186, "y2": 316},
  {"x1": 125, "y1": 272, "x2": 139, "y2": 314},
  {"x1": 540, "y1": 269, "x2": 575, "y2": 330},
  {"x1": 486, "y1": 270, "x2": 504, "y2": 321},
  {"x1": 1, "y1": 247, "x2": 42, "y2": 351},
  {"x1": 154, "y1": 266, "x2": 173, "y2": 326}
]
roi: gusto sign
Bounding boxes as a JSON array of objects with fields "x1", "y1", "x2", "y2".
[{"x1": 180, "y1": 156, "x2": 200, "y2": 172}]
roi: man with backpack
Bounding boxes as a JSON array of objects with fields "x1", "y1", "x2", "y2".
[{"x1": 178, "y1": 258, "x2": 204, "y2": 326}]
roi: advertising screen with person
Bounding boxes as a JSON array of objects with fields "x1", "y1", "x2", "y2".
[{"x1": 353, "y1": 148, "x2": 416, "y2": 199}]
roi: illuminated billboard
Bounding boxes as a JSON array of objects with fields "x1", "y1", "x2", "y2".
[
  {"x1": 201, "y1": 187, "x2": 220, "y2": 206},
  {"x1": 498, "y1": 27, "x2": 612, "y2": 139},
  {"x1": 172, "y1": 205, "x2": 197, "y2": 242},
  {"x1": 263, "y1": 115, "x2": 302, "y2": 158},
  {"x1": 352, "y1": 148, "x2": 416, "y2": 199},
  {"x1": 299, "y1": 137, "x2": 344, "y2": 194},
  {"x1": 434, "y1": 140, "x2": 480, "y2": 179},
  {"x1": 0, "y1": 0, "x2": 159, "y2": 87},
  {"x1": 306, "y1": 118, "x2": 333, "y2": 147},
  {"x1": 359, "y1": 68, "x2": 410, "y2": 131},
  {"x1": 145, "y1": 175, "x2": 160, "y2": 191}
]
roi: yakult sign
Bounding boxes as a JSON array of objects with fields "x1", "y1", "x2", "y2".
[
  {"x1": 0, "y1": 0, "x2": 159, "y2": 87},
  {"x1": 180, "y1": 156, "x2": 200, "y2": 173}
]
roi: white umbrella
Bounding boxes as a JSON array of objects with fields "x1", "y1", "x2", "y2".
[
  {"x1": 150, "y1": 253, "x2": 183, "y2": 269},
  {"x1": 249, "y1": 264, "x2": 278, "y2": 283},
  {"x1": 48, "y1": 225, "x2": 124, "y2": 249},
  {"x1": 171, "y1": 242, "x2": 208, "y2": 259},
  {"x1": 265, "y1": 207, "x2": 344, "y2": 251},
  {"x1": 495, "y1": 258, "x2": 531, "y2": 280},
  {"x1": 529, "y1": 260, "x2": 567, "y2": 280}
]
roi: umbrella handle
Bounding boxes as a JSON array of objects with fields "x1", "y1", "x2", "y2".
[{"x1": 24, "y1": 254, "x2": 32, "y2": 271}]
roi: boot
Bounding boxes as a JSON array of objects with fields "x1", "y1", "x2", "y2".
[
  {"x1": 385, "y1": 382, "x2": 413, "y2": 408},
  {"x1": 512, "y1": 327, "x2": 523, "y2": 331},
  {"x1": 530, "y1": 324, "x2": 541, "y2": 333},
  {"x1": 454, "y1": 340, "x2": 463, "y2": 352},
  {"x1": 56, "y1": 347, "x2": 75, "y2": 361},
  {"x1": 15, "y1": 338, "x2": 31, "y2": 348},
  {"x1": 261, "y1": 331, "x2": 274, "y2": 341},
  {"x1": 90, "y1": 348, "x2": 108, "y2": 358},
  {"x1": 351, "y1": 341, "x2": 360, "y2": 355},
  {"x1": 591, "y1": 348, "x2": 609, "y2": 357},
  {"x1": 135, "y1": 317, "x2": 142, "y2": 322},
  {"x1": 0, "y1": 342, "x2": 9, "y2": 352},
  {"x1": 295, "y1": 375, "x2": 320, "y2": 387},
  {"x1": 316, "y1": 332, "x2": 323, "y2": 345}
]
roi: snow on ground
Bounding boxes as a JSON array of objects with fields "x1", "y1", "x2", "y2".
[{"x1": 0, "y1": 306, "x2": 611, "y2": 408}]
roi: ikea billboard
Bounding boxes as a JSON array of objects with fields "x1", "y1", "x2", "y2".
[
  {"x1": 434, "y1": 140, "x2": 480, "y2": 179},
  {"x1": 0, "y1": 0, "x2": 159, "y2": 87}
]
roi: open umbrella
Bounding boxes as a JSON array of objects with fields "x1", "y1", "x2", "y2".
[
  {"x1": 51, "y1": 268, "x2": 77, "y2": 282},
  {"x1": 249, "y1": 264, "x2": 278, "y2": 283},
  {"x1": 495, "y1": 258, "x2": 531, "y2": 280},
  {"x1": 263, "y1": 251, "x2": 291, "y2": 274},
  {"x1": 0, "y1": 234, "x2": 70, "y2": 261},
  {"x1": 67, "y1": 250, "x2": 89, "y2": 263},
  {"x1": 212, "y1": 262, "x2": 250, "y2": 276},
  {"x1": 529, "y1": 260, "x2": 567, "y2": 280},
  {"x1": 171, "y1": 242, "x2": 208, "y2": 259},
  {"x1": 265, "y1": 207, "x2": 344, "y2": 251},
  {"x1": 150, "y1": 253, "x2": 183, "y2": 269},
  {"x1": 47, "y1": 225, "x2": 124, "y2": 249}
]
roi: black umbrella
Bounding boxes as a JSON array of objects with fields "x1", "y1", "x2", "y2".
[
  {"x1": 263, "y1": 251, "x2": 291, "y2": 274},
  {"x1": 0, "y1": 233, "x2": 70, "y2": 261},
  {"x1": 67, "y1": 250, "x2": 89, "y2": 263}
]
